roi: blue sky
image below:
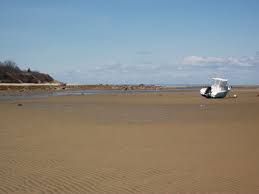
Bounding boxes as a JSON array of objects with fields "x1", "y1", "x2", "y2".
[{"x1": 0, "y1": 0, "x2": 258, "y2": 84}]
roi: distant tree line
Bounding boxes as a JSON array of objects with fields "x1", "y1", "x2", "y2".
[{"x1": 0, "y1": 60, "x2": 54, "y2": 83}]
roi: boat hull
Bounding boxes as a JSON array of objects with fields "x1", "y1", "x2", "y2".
[{"x1": 200, "y1": 87, "x2": 229, "y2": 98}]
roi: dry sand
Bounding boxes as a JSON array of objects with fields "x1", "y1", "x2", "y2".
[{"x1": 0, "y1": 89, "x2": 259, "y2": 194}]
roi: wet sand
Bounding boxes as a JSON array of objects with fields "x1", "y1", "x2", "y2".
[{"x1": 0, "y1": 89, "x2": 259, "y2": 194}]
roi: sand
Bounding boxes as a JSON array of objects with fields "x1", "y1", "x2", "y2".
[{"x1": 0, "y1": 89, "x2": 259, "y2": 194}]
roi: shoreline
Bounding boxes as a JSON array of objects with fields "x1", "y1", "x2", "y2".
[
  {"x1": 1, "y1": 83, "x2": 258, "y2": 91},
  {"x1": 1, "y1": 83, "x2": 258, "y2": 101}
]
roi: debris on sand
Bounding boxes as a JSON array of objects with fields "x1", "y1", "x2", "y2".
[
  {"x1": 17, "y1": 103, "x2": 23, "y2": 106},
  {"x1": 200, "y1": 104, "x2": 207, "y2": 110}
]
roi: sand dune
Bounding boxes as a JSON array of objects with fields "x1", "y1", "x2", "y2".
[{"x1": 0, "y1": 90, "x2": 259, "y2": 193}]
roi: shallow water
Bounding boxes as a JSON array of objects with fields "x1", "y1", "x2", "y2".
[{"x1": 0, "y1": 88, "x2": 197, "y2": 101}]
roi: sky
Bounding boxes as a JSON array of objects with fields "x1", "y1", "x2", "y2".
[{"x1": 0, "y1": 0, "x2": 259, "y2": 85}]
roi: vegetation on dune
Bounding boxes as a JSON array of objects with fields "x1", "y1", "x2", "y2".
[{"x1": 0, "y1": 60, "x2": 54, "y2": 83}]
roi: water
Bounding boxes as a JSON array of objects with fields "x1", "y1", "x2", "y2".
[{"x1": 0, "y1": 88, "x2": 198, "y2": 101}]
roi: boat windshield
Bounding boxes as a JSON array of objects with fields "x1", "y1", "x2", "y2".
[{"x1": 212, "y1": 79, "x2": 228, "y2": 90}]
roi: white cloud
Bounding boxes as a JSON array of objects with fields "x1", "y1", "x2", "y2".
[
  {"x1": 51, "y1": 54, "x2": 259, "y2": 84},
  {"x1": 182, "y1": 55, "x2": 259, "y2": 67}
]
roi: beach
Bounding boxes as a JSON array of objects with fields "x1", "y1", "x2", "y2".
[{"x1": 1, "y1": 89, "x2": 259, "y2": 194}]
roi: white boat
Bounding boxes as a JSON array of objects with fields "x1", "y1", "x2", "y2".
[{"x1": 200, "y1": 78, "x2": 231, "y2": 98}]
